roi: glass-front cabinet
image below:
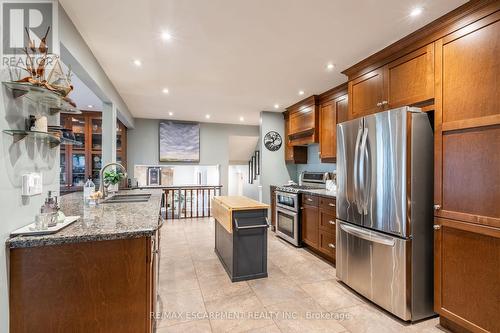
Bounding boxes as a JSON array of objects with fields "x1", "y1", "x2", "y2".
[{"x1": 60, "y1": 111, "x2": 127, "y2": 193}]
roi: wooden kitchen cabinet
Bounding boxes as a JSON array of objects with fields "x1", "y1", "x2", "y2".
[
  {"x1": 348, "y1": 67, "x2": 385, "y2": 119},
  {"x1": 434, "y1": 218, "x2": 500, "y2": 333},
  {"x1": 300, "y1": 193, "x2": 336, "y2": 263},
  {"x1": 385, "y1": 43, "x2": 434, "y2": 109},
  {"x1": 283, "y1": 112, "x2": 307, "y2": 163},
  {"x1": 319, "y1": 83, "x2": 348, "y2": 162},
  {"x1": 433, "y1": 9, "x2": 500, "y2": 333},
  {"x1": 434, "y1": 13, "x2": 500, "y2": 229},
  {"x1": 301, "y1": 201, "x2": 319, "y2": 248},
  {"x1": 348, "y1": 44, "x2": 434, "y2": 120},
  {"x1": 286, "y1": 95, "x2": 319, "y2": 146},
  {"x1": 10, "y1": 235, "x2": 158, "y2": 333}
]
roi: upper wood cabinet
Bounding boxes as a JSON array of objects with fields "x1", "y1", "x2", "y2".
[
  {"x1": 319, "y1": 83, "x2": 348, "y2": 161},
  {"x1": 283, "y1": 112, "x2": 307, "y2": 164},
  {"x1": 434, "y1": 13, "x2": 500, "y2": 229},
  {"x1": 348, "y1": 44, "x2": 435, "y2": 119},
  {"x1": 348, "y1": 67, "x2": 384, "y2": 119},
  {"x1": 286, "y1": 96, "x2": 319, "y2": 145},
  {"x1": 385, "y1": 44, "x2": 434, "y2": 108}
]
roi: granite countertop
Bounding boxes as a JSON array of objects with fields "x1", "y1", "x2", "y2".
[
  {"x1": 7, "y1": 189, "x2": 163, "y2": 249},
  {"x1": 300, "y1": 188, "x2": 337, "y2": 198}
]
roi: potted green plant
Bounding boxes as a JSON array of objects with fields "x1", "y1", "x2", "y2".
[{"x1": 103, "y1": 170, "x2": 125, "y2": 193}]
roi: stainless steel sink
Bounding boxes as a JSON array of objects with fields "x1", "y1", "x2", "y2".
[{"x1": 101, "y1": 193, "x2": 151, "y2": 203}]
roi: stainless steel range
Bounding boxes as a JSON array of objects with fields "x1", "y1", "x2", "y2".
[{"x1": 275, "y1": 172, "x2": 331, "y2": 246}]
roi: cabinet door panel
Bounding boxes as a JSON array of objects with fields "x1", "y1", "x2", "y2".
[
  {"x1": 442, "y1": 125, "x2": 500, "y2": 224},
  {"x1": 386, "y1": 44, "x2": 434, "y2": 108},
  {"x1": 301, "y1": 205, "x2": 319, "y2": 247},
  {"x1": 319, "y1": 101, "x2": 335, "y2": 159},
  {"x1": 349, "y1": 68, "x2": 384, "y2": 119},
  {"x1": 442, "y1": 19, "x2": 499, "y2": 123},
  {"x1": 337, "y1": 96, "x2": 349, "y2": 124},
  {"x1": 434, "y1": 218, "x2": 500, "y2": 333},
  {"x1": 318, "y1": 229, "x2": 335, "y2": 258}
]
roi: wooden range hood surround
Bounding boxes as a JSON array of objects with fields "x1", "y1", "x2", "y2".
[{"x1": 285, "y1": 95, "x2": 320, "y2": 146}]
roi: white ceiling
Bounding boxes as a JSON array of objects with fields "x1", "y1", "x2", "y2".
[{"x1": 59, "y1": 0, "x2": 467, "y2": 125}]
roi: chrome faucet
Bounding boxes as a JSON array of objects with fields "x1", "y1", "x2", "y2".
[{"x1": 99, "y1": 162, "x2": 127, "y2": 199}]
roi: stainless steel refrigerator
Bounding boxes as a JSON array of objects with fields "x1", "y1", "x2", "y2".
[{"x1": 336, "y1": 106, "x2": 435, "y2": 321}]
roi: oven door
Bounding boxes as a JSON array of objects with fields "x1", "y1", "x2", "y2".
[{"x1": 275, "y1": 207, "x2": 300, "y2": 246}]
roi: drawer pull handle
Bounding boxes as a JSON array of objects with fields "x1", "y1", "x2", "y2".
[
  {"x1": 328, "y1": 203, "x2": 335, "y2": 207},
  {"x1": 328, "y1": 243, "x2": 335, "y2": 249},
  {"x1": 433, "y1": 225, "x2": 441, "y2": 230},
  {"x1": 329, "y1": 220, "x2": 335, "y2": 225},
  {"x1": 307, "y1": 198, "x2": 313, "y2": 202}
]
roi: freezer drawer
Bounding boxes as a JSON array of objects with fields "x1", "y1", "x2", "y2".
[{"x1": 336, "y1": 221, "x2": 411, "y2": 320}]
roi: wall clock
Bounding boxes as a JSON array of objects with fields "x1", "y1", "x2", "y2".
[{"x1": 263, "y1": 131, "x2": 282, "y2": 151}]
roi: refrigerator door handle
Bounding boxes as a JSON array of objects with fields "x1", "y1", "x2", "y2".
[
  {"x1": 359, "y1": 127, "x2": 369, "y2": 214},
  {"x1": 353, "y1": 126, "x2": 363, "y2": 214},
  {"x1": 340, "y1": 223, "x2": 395, "y2": 246}
]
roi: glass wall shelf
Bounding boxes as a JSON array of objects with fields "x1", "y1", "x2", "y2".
[
  {"x1": 2, "y1": 129, "x2": 83, "y2": 148},
  {"x1": 2, "y1": 81, "x2": 82, "y2": 115}
]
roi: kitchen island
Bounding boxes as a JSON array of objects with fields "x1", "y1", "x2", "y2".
[
  {"x1": 212, "y1": 196, "x2": 269, "y2": 282},
  {"x1": 7, "y1": 189, "x2": 163, "y2": 333}
]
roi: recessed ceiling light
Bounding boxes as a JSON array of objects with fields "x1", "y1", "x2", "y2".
[
  {"x1": 168, "y1": 111, "x2": 174, "y2": 116},
  {"x1": 87, "y1": 104, "x2": 93, "y2": 108},
  {"x1": 161, "y1": 31, "x2": 172, "y2": 41},
  {"x1": 133, "y1": 59, "x2": 142, "y2": 67},
  {"x1": 274, "y1": 104, "x2": 280, "y2": 109},
  {"x1": 298, "y1": 90, "x2": 305, "y2": 96},
  {"x1": 162, "y1": 88, "x2": 169, "y2": 94},
  {"x1": 326, "y1": 63, "x2": 335, "y2": 71},
  {"x1": 410, "y1": 7, "x2": 423, "y2": 17},
  {"x1": 205, "y1": 114, "x2": 211, "y2": 119},
  {"x1": 239, "y1": 116, "x2": 245, "y2": 122}
]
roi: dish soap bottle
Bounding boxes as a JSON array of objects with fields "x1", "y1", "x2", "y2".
[{"x1": 83, "y1": 178, "x2": 95, "y2": 206}]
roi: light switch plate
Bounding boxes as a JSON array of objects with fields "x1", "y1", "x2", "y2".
[{"x1": 21, "y1": 173, "x2": 42, "y2": 196}]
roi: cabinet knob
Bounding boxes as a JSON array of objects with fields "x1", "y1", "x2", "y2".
[
  {"x1": 434, "y1": 204, "x2": 441, "y2": 211},
  {"x1": 307, "y1": 198, "x2": 313, "y2": 202},
  {"x1": 433, "y1": 225, "x2": 441, "y2": 230},
  {"x1": 376, "y1": 102, "x2": 382, "y2": 107},
  {"x1": 328, "y1": 243, "x2": 336, "y2": 249},
  {"x1": 328, "y1": 220, "x2": 336, "y2": 225},
  {"x1": 328, "y1": 203, "x2": 335, "y2": 207},
  {"x1": 382, "y1": 100, "x2": 388, "y2": 105}
]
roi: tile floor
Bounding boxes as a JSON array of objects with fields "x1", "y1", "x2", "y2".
[{"x1": 156, "y1": 218, "x2": 446, "y2": 333}]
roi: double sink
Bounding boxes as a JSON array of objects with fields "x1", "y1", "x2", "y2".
[{"x1": 101, "y1": 193, "x2": 151, "y2": 204}]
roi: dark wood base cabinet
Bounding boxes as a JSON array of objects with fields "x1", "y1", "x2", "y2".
[
  {"x1": 10, "y1": 236, "x2": 157, "y2": 333},
  {"x1": 301, "y1": 193, "x2": 336, "y2": 264},
  {"x1": 434, "y1": 218, "x2": 500, "y2": 333}
]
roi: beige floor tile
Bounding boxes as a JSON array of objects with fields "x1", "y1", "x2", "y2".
[
  {"x1": 300, "y1": 279, "x2": 364, "y2": 311},
  {"x1": 156, "y1": 319, "x2": 212, "y2": 333},
  {"x1": 242, "y1": 323, "x2": 282, "y2": 333},
  {"x1": 198, "y1": 273, "x2": 251, "y2": 301},
  {"x1": 193, "y1": 257, "x2": 228, "y2": 278},
  {"x1": 159, "y1": 276, "x2": 200, "y2": 293},
  {"x1": 265, "y1": 297, "x2": 346, "y2": 333},
  {"x1": 205, "y1": 290, "x2": 273, "y2": 333},
  {"x1": 338, "y1": 304, "x2": 410, "y2": 333},
  {"x1": 248, "y1": 276, "x2": 311, "y2": 306},
  {"x1": 157, "y1": 289, "x2": 207, "y2": 327},
  {"x1": 280, "y1": 260, "x2": 334, "y2": 284}
]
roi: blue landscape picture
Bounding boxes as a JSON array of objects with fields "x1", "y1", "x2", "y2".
[{"x1": 159, "y1": 121, "x2": 200, "y2": 162}]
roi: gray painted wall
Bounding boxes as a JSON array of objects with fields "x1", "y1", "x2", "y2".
[
  {"x1": 259, "y1": 111, "x2": 297, "y2": 205},
  {"x1": 0, "y1": 71, "x2": 60, "y2": 332},
  {"x1": 127, "y1": 118, "x2": 259, "y2": 195},
  {"x1": 296, "y1": 144, "x2": 336, "y2": 175}
]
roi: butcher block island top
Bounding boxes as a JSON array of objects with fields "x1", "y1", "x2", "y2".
[{"x1": 211, "y1": 196, "x2": 269, "y2": 233}]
